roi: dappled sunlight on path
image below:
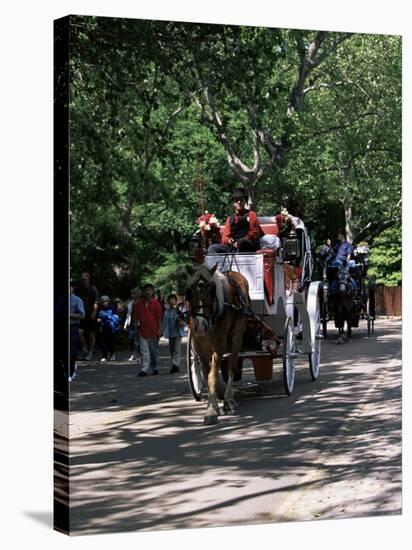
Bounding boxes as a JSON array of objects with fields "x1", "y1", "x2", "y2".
[{"x1": 56, "y1": 319, "x2": 401, "y2": 534}]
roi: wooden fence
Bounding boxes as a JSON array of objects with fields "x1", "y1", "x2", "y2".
[{"x1": 374, "y1": 286, "x2": 402, "y2": 317}]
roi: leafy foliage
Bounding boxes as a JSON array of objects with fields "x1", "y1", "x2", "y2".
[
  {"x1": 368, "y1": 227, "x2": 402, "y2": 286},
  {"x1": 67, "y1": 16, "x2": 402, "y2": 297}
]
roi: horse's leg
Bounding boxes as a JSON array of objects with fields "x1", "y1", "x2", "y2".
[
  {"x1": 223, "y1": 318, "x2": 246, "y2": 415},
  {"x1": 199, "y1": 351, "x2": 211, "y2": 382},
  {"x1": 337, "y1": 310, "x2": 345, "y2": 344},
  {"x1": 192, "y1": 344, "x2": 220, "y2": 423},
  {"x1": 204, "y1": 351, "x2": 221, "y2": 425},
  {"x1": 216, "y1": 378, "x2": 227, "y2": 401},
  {"x1": 335, "y1": 301, "x2": 344, "y2": 344},
  {"x1": 346, "y1": 300, "x2": 353, "y2": 339},
  {"x1": 193, "y1": 339, "x2": 212, "y2": 383},
  {"x1": 223, "y1": 352, "x2": 237, "y2": 415}
]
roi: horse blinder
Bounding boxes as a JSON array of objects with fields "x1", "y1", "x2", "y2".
[{"x1": 186, "y1": 280, "x2": 217, "y2": 329}]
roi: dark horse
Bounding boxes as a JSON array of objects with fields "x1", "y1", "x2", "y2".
[
  {"x1": 186, "y1": 263, "x2": 249, "y2": 425},
  {"x1": 330, "y1": 266, "x2": 355, "y2": 344}
]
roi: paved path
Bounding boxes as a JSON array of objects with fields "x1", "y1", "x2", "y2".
[{"x1": 56, "y1": 318, "x2": 401, "y2": 535}]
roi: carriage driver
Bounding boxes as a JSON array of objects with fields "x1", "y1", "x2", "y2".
[
  {"x1": 208, "y1": 187, "x2": 279, "y2": 254},
  {"x1": 329, "y1": 230, "x2": 355, "y2": 268},
  {"x1": 328, "y1": 230, "x2": 357, "y2": 291}
]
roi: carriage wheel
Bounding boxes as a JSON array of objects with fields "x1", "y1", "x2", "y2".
[
  {"x1": 367, "y1": 285, "x2": 376, "y2": 337},
  {"x1": 309, "y1": 301, "x2": 321, "y2": 380},
  {"x1": 186, "y1": 330, "x2": 205, "y2": 401},
  {"x1": 282, "y1": 317, "x2": 296, "y2": 395},
  {"x1": 307, "y1": 281, "x2": 322, "y2": 380},
  {"x1": 322, "y1": 298, "x2": 328, "y2": 340},
  {"x1": 321, "y1": 282, "x2": 328, "y2": 339}
]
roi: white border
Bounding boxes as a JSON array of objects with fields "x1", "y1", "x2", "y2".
[{"x1": 0, "y1": 1, "x2": 409, "y2": 549}]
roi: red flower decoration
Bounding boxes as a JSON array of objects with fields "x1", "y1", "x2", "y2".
[{"x1": 196, "y1": 211, "x2": 220, "y2": 235}]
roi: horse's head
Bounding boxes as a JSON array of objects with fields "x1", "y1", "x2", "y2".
[
  {"x1": 185, "y1": 263, "x2": 219, "y2": 335},
  {"x1": 336, "y1": 268, "x2": 352, "y2": 296}
]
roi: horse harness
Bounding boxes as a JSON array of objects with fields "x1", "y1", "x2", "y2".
[
  {"x1": 334, "y1": 268, "x2": 355, "y2": 295},
  {"x1": 186, "y1": 272, "x2": 254, "y2": 328},
  {"x1": 187, "y1": 267, "x2": 281, "y2": 362}
]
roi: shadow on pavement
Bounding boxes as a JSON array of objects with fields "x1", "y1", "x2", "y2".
[{"x1": 56, "y1": 319, "x2": 401, "y2": 534}]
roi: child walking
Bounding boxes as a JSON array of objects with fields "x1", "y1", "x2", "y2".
[
  {"x1": 162, "y1": 294, "x2": 186, "y2": 373},
  {"x1": 97, "y1": 295, "x2": 120, "y2": 362}
]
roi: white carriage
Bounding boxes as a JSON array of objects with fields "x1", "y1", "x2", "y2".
[{"x1": 187, "y1": 215, "x2": 323, "y2": 400}]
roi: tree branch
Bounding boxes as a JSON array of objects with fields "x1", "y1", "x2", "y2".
[
  {"x1": 201, "y1": 84, "x2": 260, "y2": 183},
  {"x1": 353, "y1": 218, "x2": 399, "y2": 244},
  {"x1": 247, "y1": 102, "x2": 275, "y2": 158},
  {"x1": 303, "y1": 80, "x2": 348, "y2": 95},
  {"x1": 310, "y1": 33, "x2": 353, "y2": 68},
  {"x1": 298, "y1": 110, "x2": 379, "y2": 140},
  {"x1": 288, "y1": 31, "x2": 353, "y2": 115}
]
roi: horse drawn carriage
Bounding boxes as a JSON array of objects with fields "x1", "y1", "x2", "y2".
[
  {"x1": 317, "y1": 242, "x2": 376, "y2": 342},
  {"x1": 186, "y1": 212, "x2": 323, "y2": 423}
]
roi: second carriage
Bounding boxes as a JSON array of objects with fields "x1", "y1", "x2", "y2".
[
  {"x1": 187, "y1": 214, "x2": 323, "y2": 401},
  {"x1": 317, "y1": 243, "x2": 376, "y2": 340}
]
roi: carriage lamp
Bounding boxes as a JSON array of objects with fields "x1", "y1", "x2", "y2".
[{"x1": 283, "y1": 230, "x2": 300, "y2": 261}]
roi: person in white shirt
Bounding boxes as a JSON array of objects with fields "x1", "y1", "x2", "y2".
[
  {"x1": 124, "y1": 287, "x2": 142, "y2": 362},
  {"x1": 162, "y1": 294, "x2": 186, "y2": 374}
]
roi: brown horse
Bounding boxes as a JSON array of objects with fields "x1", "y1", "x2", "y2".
[{"x1": 186, "y1": 263, "x2": 250, "y2": 425}]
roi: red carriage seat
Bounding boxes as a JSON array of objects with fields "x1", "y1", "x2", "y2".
[{"x1": 260, "y1": 223, "x2": 279, "y2": 236}]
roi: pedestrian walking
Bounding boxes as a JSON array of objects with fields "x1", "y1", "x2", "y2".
[
  {"x1": 76, "y1": 271, "x2": 99, "y2": 360},
  {"x1": 69, "y1": 282, "x2": 85, "y2": 382},
  {"x1": 162, "y1": 293, "x2": 186, "y2": 373},
  {"x1": 97, "y1": 295, "x2": 120, "y2": 362},
  {"x1": 124, "y1": 287, "x2": 142, "y2": 363},
  {"x1": 136, "y1": 283, "x2": 162, "y2": 376}
]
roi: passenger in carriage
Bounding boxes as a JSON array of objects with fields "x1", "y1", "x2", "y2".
[{"x1": 207, "y1": 187, "x2": 278, "y2": 254}]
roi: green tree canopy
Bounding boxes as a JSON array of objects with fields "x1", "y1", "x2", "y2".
[{"x1": 68, "y1": 16, "x2": 402, "y2": 297}]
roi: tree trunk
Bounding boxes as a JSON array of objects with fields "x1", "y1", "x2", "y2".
[
  {"x1": 171, "y1": 229, "x2": 180, "y2": 253},
  {"x1": 338, "y1": 153, "x2": 355, "y2": 242},
  {"x1": 344, "y1": 203, "x2": 354, "y2": 242}
]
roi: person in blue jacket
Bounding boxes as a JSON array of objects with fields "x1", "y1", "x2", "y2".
[
  {"x1": 162, "y1": 294, "x2": 186, "y2": 373},
  {"x1": 97, "y1": 295, "x2": 120, "y2": 362},
  {"x1": 70, "y1": 282, "x2": 85, "y2": 381},
  {"x1": 328, "y1": 230, "x2": 357, "y2": 292},
  {"x1": 330, "y1": 230, "x2": 353, "y2": 267}
]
